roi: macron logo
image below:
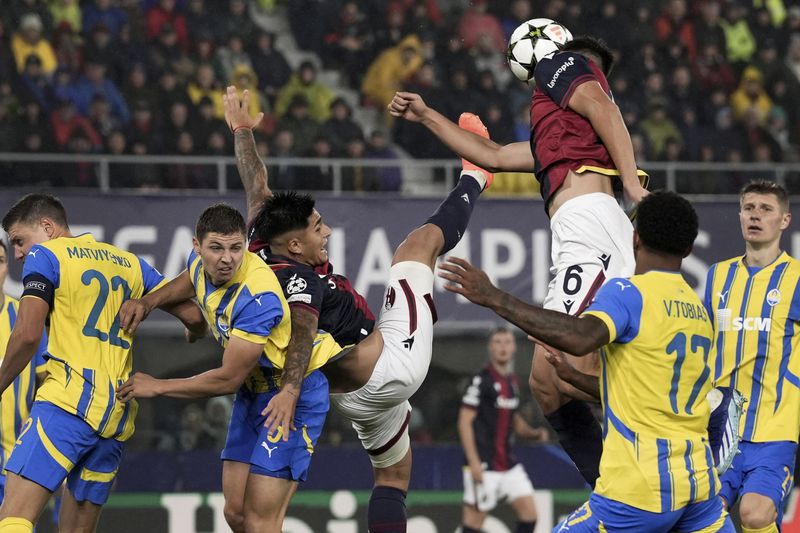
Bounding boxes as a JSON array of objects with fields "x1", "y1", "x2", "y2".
[
  {"x1": 261, "y1": 441, "x2": 277, "y2": 458},
  {"x1": 461, "y1": 193, "x2": 470, "y2": 204},
  {"x1": 547, "y1": 56, "x2": 575, "y2": 89}
]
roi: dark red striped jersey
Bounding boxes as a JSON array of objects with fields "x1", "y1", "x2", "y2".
[
  {"x1": 461, "y1": 365, "x2": 521, "y2": 471},
  {"x1": 249, "y1": 239, "x2": 375, "y2": 347},
  {"x1": 530, "y1": 51, "x2": 618, "y2": 207}
]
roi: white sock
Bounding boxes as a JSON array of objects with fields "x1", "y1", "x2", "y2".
[{"x1": 461, "y1": 169, "x2": 487, "y2": 191}]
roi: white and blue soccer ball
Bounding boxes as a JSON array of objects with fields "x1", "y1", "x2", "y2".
[{"x1": 507, "y1": 18, "x2": 573, "y2": 83}]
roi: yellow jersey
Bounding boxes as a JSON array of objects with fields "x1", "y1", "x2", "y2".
[
  {"x1": 705, "y1": 252, "x2": 800, "y2": 442},
  {"x1": 186, "y1": 250, "x2": 342, "y2": 393},
  {"x1": 584, "y1": 271, "x2": 718, "y2": 513},
  {"x1": 20, "y1": 234, "x2": 165, "y2": 441},
  {"x1": 0, "y1": 296, "x2": 47, "y2": 470}
]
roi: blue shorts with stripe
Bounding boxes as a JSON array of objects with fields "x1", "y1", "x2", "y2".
[
  {"x1": 221, "y1": 370, "x2": 329, "y2": 482},
  {"x1": 5, "y1": 401, "x2": 124, "y2": 505},
  {"x1": 718, "y1": 440, "x2": 796, "y2": 524},
  {"x1": 554, "y1": 493, "x2": 734, "y2": 532}
]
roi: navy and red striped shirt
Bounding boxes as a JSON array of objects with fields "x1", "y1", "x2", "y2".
[
  {"x1": 461, "y1": 365, "x2": 521, "y2": 471},
  {"x1": 530, "y1": 52, "x2": 618, "y2": 207},
  {"x1": 248, "y1": 240, "x2": 375, "y2": 347}
]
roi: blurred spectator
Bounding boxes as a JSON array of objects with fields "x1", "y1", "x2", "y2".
[
  {"x1": 187, "y1": 63, "x2": 224, "y2": 118},
  {"x1": 122, "y1": 63, "x2": 157, "y2": 114},
  {"x1": 49, "y1": 0, "x2": 82, "y2": 33},
  {"x1": 11, "y1": 13, "x2": 57, "y2": 75},
  {"x1": 639, "y1": 99, "x2": 683, "y2": 160},
  {"x1": 785, "y1": 33, "x2": 800, "y2": 86},
  {"x1": 342, "y1": 137, "x2": 378, "y2": 191},
  {"x1": 178, "y1": 404, "x2": 216, "y2": 451},
  {"x1": 692, "y1": 42, "x2": 736, "y2": 93},
  {"x1": 82, "y1": 0, "x2": 128, "y2": 38},
  {"x1": 50, "y1": 99, "x2": 102, "y2": 152},
  {"x1": 163, "y1": 101, "x2": 191, "y2": 151},
  {"x1": 712, "y1": 106, "x2": 749, "y2": 161},
  {"x1": 275, "y1": 61, "x2": 335, "y2": 121},
  {"x1": 12, "y1": 131, "x2": 50, "y2": 186},
  {"x1": 0, "y1": 21, "x2": 18, "y2": 89},
  {"x1": 443, "y1": 67, "x2": 481, "y2": 119},
  {"x1": 219, "y1": 0, "x2": 256, "y2": 45},
  {"x1": 483, "y1": 101, "x2": 514, "y2": 146},
  {"x1": 741, "y1": 108, "x2": 780, "y2": 160},
  {"x1": 88, "y1": 94, "x2": 120, "y2": 138},
  {"x1": 278, "y1": 94, "x2": 320, "y2": 157},
  {"x1": 751, "y1": 8, "x2": 784, "y2": 51},
  {"x1": 287, "y1": 0, "x2": 328, "y2": 54},
  {"x1": 64, "y1": 61, "x2": 130, "y2": 124},
  {"x1": 322, "y1": 1, "x2": 374, "y2": 88},
  {"x1": 269, "y1": 129, "x2": 298, "y2": 190},
  {"x1": 155, "y1": 68, "x2": 191, "y2": 117},
  {"x1": 692, "y1": 0, "x2": 726, "y2": 55},
  {"x1": 472, "y1": 34, "x2": 511, "y2": 91},
  {"x1": 366, "y1": 130, "x2": 402, "y2": 191},
  {"x1": 185, "y1": 0, "x2": 219, "y2": 44},
  {"x1": 19, "y1": 54, "x2": 55, "y2": 112},
  {"x1": 8, "y1": 0, "x2": 53, "y2": 35},
  {"x1": 501, "y1": 0, "x2": 533, "y2": 37},
  {"x1": 655, "y1": 0, "x2": 697, "y2": 61},
  {"x1": 63, "y1": 132, "x2": 97, "y2": 186},
  {"x1": 720, "y1": 2, "x2": 756, "y2": 70},
  {"x1": 230, "y1": 66, "x2": 265, "y2": 118},
  {"x1": 322, "y1": 97, "x2": 364, "y2": 153},
  {"x1": 15, "y1": 99, "x2": 52, "y2": 150},
  {"x1": 146, "y1": 0, "x2": 188, "y2": 49},
  {"x1": 84, "y1": 23, "x2": 125, "y2": 82},
  {"x1": 374, "y1": 3, "x2": 408, "y2": 52},
  {"x1": 126, "y1": 100, "x2": 162, "y2": 153},
  {"x1": 765, "y1": 106, "x2": 793, "y2": 157},
  {"x1": 299, "y1": 135, "x2": 334, "y2": 190},
  {"x1": 191, "y1": 31, "x2": 215, "y2": 65},
  {"x1": 148, "y1": 22, "x2": 194, "y2": 79},
  {"x1": 677, "y1": 107, "x2": 706, "y2": 161},
  {"x1": 392, "y1": 62, "x2": 451, "y2": 159},
  {"x1": 51, "y1": 23, "x2": 83, "y2": 73},
  {"x1": 436, "y1": 33, "x2": 476, "y2": 86},
  {"x1": 215, "y1": 35, "x2": 252, "y2": 84},
  {"x1": 249, "y1": 31, "x2": 291, "y2": 105},
  {"x1": 730, "y1": 66, "x2": 773, "y2": 126},
  {"x1": 392, "y1": 0, "x2": 442, "y2": 36},
  {"x1": 362, "y1": 34, "x2": 424, "y2": 110},
  {"x1": 458, "y1": 0, "x2": 505, "y2": 53},
  {"x1": 668, "y1": 64, "x2": 699, "y2": 117},
  {"x1": 168, "y1": 131, "x2": 215, "y2": 188},
  {"x1": 194, "y1": 96, "x2": 229, "y2": 151}
]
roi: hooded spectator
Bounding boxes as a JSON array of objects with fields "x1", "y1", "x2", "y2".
[
  {"x1": 49, "y1": 0, "x2": 82, "y2": 33},
  {"x1": 187, "y1": 63, "x2": 224, "y2": 118},
  {"x1": 274, "y1": 61, "x2": 335, "y2": 121},
  {"x1": 730, "y1": 66, "x2": 773, "y2": 126},
  {"x1": 639, "y1": 99, "x2": 683, "y2": 160},
  {"x1": 11, "y1": 13, "x2": 57, "y2": 75},
  {"x1": 362, "y1": 34, "x2": 424, "y2": 110}
]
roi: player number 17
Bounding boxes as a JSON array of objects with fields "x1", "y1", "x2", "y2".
[{"x1": 666, "y1": 332, "x2": 711, "y2": 415}]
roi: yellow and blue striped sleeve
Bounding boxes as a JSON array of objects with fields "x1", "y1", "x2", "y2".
[{"x1": 582, "y1": 278, "x2": 642, "y2": 344}]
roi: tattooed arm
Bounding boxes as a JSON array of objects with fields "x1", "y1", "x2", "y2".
[
  {"x1": 440, "y1": 257, "x2": 610, "y2": 356},
  {"x1": 260, "y1": 305, "x2": 319, "y2": 441},
  {"x1": 223, "y1": 85, "x2": 272, "y2": 225}
]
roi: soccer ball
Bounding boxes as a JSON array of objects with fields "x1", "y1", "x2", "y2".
[{"x1": 507, "y1": 18, "x2": 573, "y2": 83}]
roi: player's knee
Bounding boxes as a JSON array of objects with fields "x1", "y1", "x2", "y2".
[
  {"x1": 739, "y1": 500, "x2": 777, "y2": 529},
  {"x1": 223, "y1": 504, "x2": 245, "y2": 533},
  {"x1": 393, "y1": 226, "x2": 439, "y2": 265}
]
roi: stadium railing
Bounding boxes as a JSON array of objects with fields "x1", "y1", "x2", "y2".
[{"x1": 0, "y1": 153, "x2": 797, "y2": 195}]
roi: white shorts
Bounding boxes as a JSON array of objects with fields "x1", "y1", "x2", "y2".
[
  {"x1": 330, "y1": 261, "x2": 436, "y2": 468},
  {"x1": 463, "y1": 463, "x2": 535, "y2": 512},
  {"x1": 542, "y1": 193, "x2": 635, "y2": 314}
]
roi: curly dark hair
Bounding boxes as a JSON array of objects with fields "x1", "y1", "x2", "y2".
[
  {"x1": 562, "y1": 35, "x2": 615, "y2": 76},
  {"x1": 250, "y1": 191, "x2": 315, "y2": 244},
  {"x1": 195, "y1": 204, "x2": 246, "y2": 243},
  {"x1": 636, "y1": 190, "x2": 698, "y2": 256}
]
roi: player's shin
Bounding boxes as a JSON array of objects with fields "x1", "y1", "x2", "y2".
[
  {"x1": 516, "y1": 521, "x2": 536, "y2": 533},
  {"x1": 367, "y1": 485, "x2": 407, "y2": 533},
  {"x1": 545, "y1": 400, "x2": 603, "y2": 488},
  {"x1": 425, "y1": 171, "x2": 483, "y2": 256}
]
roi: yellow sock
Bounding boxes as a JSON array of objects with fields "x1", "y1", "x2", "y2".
[
  {"x1": 742, "y1": 524, "x2": 779, "y2": 533},
  {"x1": 0, "y1": 517, "x2": 33, "y2": 533}
]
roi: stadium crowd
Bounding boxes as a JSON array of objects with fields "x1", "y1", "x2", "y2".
[{"x1": 0, "y1": 0, "x2": 799, "y2": 193}]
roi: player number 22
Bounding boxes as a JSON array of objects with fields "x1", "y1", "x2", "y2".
[
  {"x1": 666, "y1": 332, "x2": 711, "y2": 415},
  {"x1": 81, "y1": 269, "x2": 132, "y2": 349}
]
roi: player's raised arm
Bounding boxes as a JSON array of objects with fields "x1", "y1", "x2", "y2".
[
  {"x1": 224, "y1": 85, "x2": 271, "y2": 225},
  {"x1": 389, "y1": 91, "x2": 535, "y2": 173},
  {"x1": 439, "y1": 257, "x2": 609, "y2": 356},
  {"x1": 566, "y1": 81, "x2": 646, "y2": 205}
]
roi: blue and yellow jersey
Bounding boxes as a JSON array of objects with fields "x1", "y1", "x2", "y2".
[
  {"x1": 20, "y1": 234, "x2": 165, "y2": 441},
  {"x1": 186, "y1": 250, "x2": 343, "y2": 393},
  {"x1": 0, "y1": 296, "x2": 47, "y2": 471},
  {"x1": 584, "y1": 272, "x2": 718, "y2": 513},
  {"x1": 704, "y1": 252, "x2": 800, "y2": 443}
]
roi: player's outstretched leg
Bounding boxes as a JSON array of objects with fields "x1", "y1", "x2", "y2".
[
  {"x1": 367, "y1": 113, "x2": 492, "y2": 533},
  {"x1": 391, "y1": 112, "x2": 492, "y2": 271}
]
